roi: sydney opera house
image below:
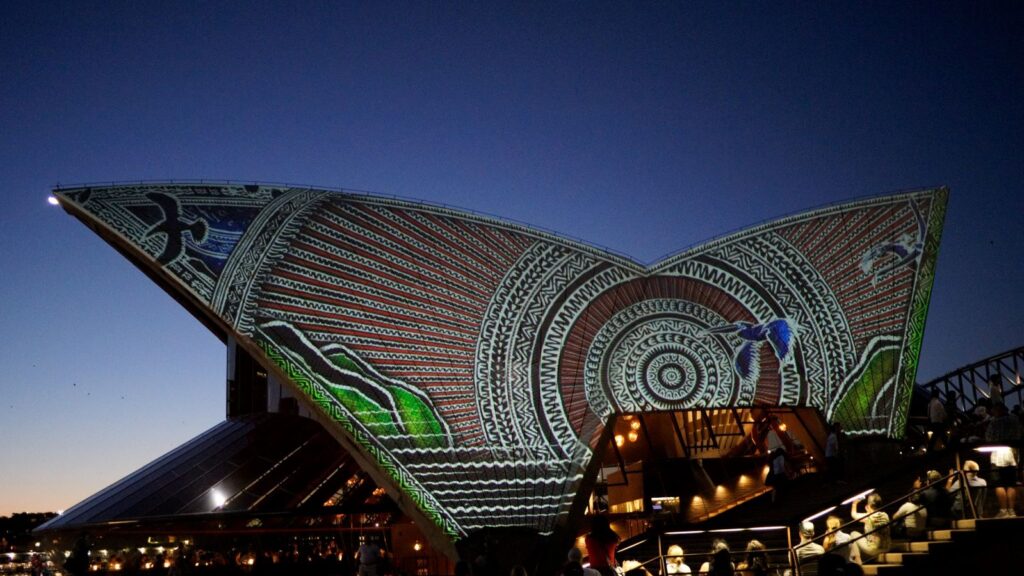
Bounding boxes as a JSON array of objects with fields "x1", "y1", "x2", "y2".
[{"x1": 37, "y1": 183, "x2": 948, "y2": 573}]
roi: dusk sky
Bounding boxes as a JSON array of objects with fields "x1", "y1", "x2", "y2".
[{"x1": 1, "y1": 2, "x2": 1021, "y2": 516}]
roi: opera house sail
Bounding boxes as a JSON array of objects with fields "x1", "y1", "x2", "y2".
[{"x1": 52, "y1": 183, "x2": 947, "y2": 554}]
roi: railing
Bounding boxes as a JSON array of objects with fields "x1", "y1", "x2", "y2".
[
  {"x1": 919, "y1": 345, "x2": 1024, "y2": 415},
  {"x1": 616, "y1": 448, "x2": 1020, "y2": 576},
  {"x1": 614, "y1": 525, "x2": 794, "y2": 575},
  {"x1": 797, "y1": 469, "x2": 963, "y2": 573}
]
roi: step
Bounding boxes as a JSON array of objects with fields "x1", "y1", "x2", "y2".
[
  {"x1": 908, "y1": 540, "x2": 954, "y2": 553},
  {"x1": 877, "y1": 552, "x2": 927, "y2": 564},
  {"x1": 926, "y1": 529, "x2": 965, "y2": 540},
  {"x1": 862, "y1": 564, "x2": 906, "y2": 575},
  {"x1": 953, "y1": 518, "x2": 976, "y2": 529}
]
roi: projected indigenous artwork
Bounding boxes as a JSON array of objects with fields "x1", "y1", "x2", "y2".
[{"x1": 56, "y1": 184, "x2": 947, "y2": 540}]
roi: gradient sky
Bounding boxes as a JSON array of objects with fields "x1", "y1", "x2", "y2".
[{"x1": 1, "y1": 2, "x2": 1021, "y2": 516}]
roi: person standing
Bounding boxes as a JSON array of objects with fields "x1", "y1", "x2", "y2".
[
  {"x1": 355, "y1": 536, "x2": 381, "y2": 576},
  {"x1": 825, "y1": 422, "x2": 845, "y2": 482},
  {"x1": 927, "y1": 390, "x2": 947, "y2": 452},
  {"x1": 585, "y1": 516, "x2": 620, "y2": 576},
  {"x1": 985, "y1": 402, "x2": 1022, "y2": 517},
  {"x1": 988, "y1": 374, "x2": 1004, "y2": 407},
  {"x1": 63, "y1": 534, "x2": 90, "y2": 576}
]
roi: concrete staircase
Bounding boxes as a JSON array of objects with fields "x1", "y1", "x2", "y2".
[{"x1": 859, "y1": 517, "x2": 1024, "y2": 575}]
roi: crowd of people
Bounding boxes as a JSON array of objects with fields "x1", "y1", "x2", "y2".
[{"x1": 927, "y1": 374, "x2": 1024, "y2": 453}]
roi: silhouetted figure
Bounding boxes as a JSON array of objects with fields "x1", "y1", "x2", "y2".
[
  {"x1": 64, "y1": 534, "x2": 90, "y2": 576},
  {"x1": 585, "y1": 516, "x2": 621, "y2": 576},
  {"x1": 699, "y1": 539, "x2": 734, "y2": 575},
  {"x1": 736, "y1": 539, "x2": 768, "y2": 576},
  {"x1": 927, "y1": 390, "x2": 947, "y2": 452}
]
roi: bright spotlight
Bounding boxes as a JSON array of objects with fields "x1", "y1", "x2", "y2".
[
  {"x1": 211, "y1": 488, "x2": 227, "y2": 509},
  {"x1": 47, "y1": 196, "x2": 60, "y2": 206}
]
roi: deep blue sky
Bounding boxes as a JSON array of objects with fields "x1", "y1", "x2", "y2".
[{"x1": 1, "y1": 2, "x2": 1021, "y2": 515}]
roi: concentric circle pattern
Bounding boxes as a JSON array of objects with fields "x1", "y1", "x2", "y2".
[{"x1": 585, "y1": 299, "x2": 738, "y2": 415}]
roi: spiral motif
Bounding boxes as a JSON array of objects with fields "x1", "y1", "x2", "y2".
[{"x1": 585, "y1": 299, "x2": 742, "y2": 416}]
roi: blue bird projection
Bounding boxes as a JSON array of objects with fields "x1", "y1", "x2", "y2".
[
  {"x1": 701, "y1": 318, "x2": 799, "y2": 380},
  {"x1": 860, "y1": 200, "x2": 926, "y2": 285}
]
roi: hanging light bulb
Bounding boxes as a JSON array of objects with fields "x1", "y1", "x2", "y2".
[
  {"x1": 628, "y1": 430, "x2": 639, "y2": 442},
  {"x1": 630, "y1": 420, "x2": 641, "y2": 431},
  {"x1": 615, "y1": 434, "x2": 625, "y2": 447}
]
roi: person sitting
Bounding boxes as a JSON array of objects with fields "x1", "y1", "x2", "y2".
[
  {"x1": 892, "y1": 476, "x2": 928, "y2": 539},
  {"x1": 849, "y1": 492, "x2": 891, "y2": 562},
  {"x1": 947, "y1": 459, "x2": 987, "y2": 517},
  {"x1": 735, "y1": 540, "x2": 768, "y2": 576},
  {"x1": 664, "y1": 544, "x2": 692, "y2": 574},
  {"x1": 564, "y1": 547, "x2": 600, "y2": 576},
  {"x1": 822, "y1": 514, "x2": 861, "y2": 564},
  {"x1": 920, "y1": 470, "x2": 954, "y2": 528},
  {"x1": 796, "y1": 521, "x2": 825, "y2": 565},
  {"x1": 698, "y1": 539, "x2": 734, "y2": 575}
]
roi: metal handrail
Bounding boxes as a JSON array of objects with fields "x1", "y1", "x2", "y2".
[
  {"x1": 795, "y1": 469, "x2": 970, "y2": 575},
  {"x1": 639, "y1": 525, "x2": 794, "y2": 575}
]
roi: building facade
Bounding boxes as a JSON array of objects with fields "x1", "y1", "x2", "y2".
[{"x1": 48, "y1": 184, "x2": 947, "y2": 558}]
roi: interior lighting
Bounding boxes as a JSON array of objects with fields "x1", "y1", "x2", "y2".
[
  {"x1": 413, "y1": 541, "x2": 422, "y2": 552},
  {"x1": 778, "y1": 423, "x2": 787, "y2": 432},
  {"x1": 627, "y1": 430, "x2": 639, "y2": 442},
  {"x1": 802, "y1": 505, "x2": 837, "y2": 523},
  {"x1": 841, "y1": 488, "x2": 875, "y2": 505},
  {"x1": 975, "y1": 446, "x2": 1011, "y2": 453},
  {"x1": 614, "y1": 434, "x2": 625, "y2": 447},
  {"x1": 630, "y1": 420, "x2": 641, "y2": 431}
]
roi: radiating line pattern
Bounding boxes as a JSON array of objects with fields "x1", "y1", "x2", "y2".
[{"x1": 56, "y1": 183, "x2": 947, "y2": 541}]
